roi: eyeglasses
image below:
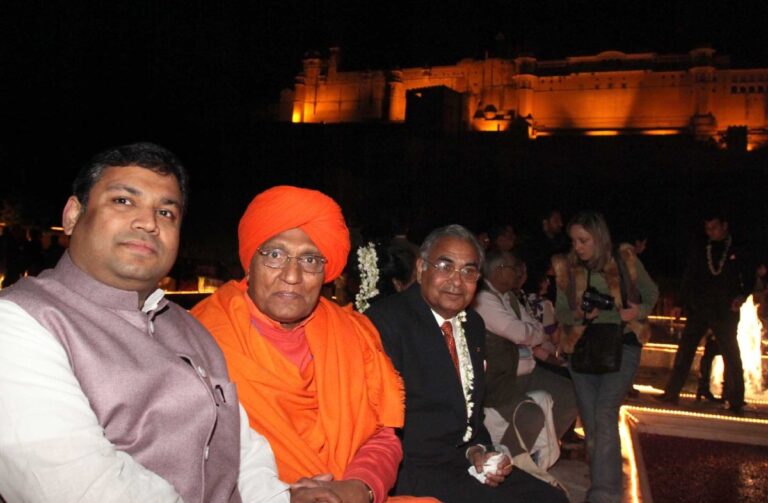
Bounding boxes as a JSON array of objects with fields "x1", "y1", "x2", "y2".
[
  {"x1": 424, "y1": 259, "x2": 481, "y2": 282},
  {"x1": 257, "y1": 248, "x2": 327, "y2": 274}
]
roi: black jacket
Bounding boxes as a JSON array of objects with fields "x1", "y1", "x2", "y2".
[{"x1": 365, "y1": 285, "x2": 492, "y2": 486}]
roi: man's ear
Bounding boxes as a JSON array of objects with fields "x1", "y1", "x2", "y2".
[
  {"x1": 415, "y1": 258, "x2": 424, "y2": 283},
  {"x1": 62, "y1": 196, "x2": 83, "y2": 236}
]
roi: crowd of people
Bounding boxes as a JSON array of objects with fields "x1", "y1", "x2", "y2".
[{"x1": 0, "y1": 141, "x2": 765, "y2": 503}]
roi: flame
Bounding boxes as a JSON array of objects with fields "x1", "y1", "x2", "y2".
[{"x1": 711, "y1": 295, "x2": 766, "y2": 399}]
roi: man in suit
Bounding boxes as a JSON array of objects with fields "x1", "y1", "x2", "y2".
[{"x1": 366, "y1": 225, "x2": 567, "y2": 503}]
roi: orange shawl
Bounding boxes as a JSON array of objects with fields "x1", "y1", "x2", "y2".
[{"x1": 192, "y1": 280, "x2": 405, "y2": 483}]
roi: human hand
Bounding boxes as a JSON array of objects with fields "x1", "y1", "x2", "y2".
[
  {"x1": 290, "y1": 475, "x2": 370, "y2": 503},
  {"x1": 585, "y1": 307, "x2": 599, "y2": 321},
  {"x1": 619, "y1": 302, "x2": 640, "y2": 322},
  {"x1": 575, "y1": 306, "x2": 598, "y2": 322},
  {"x1": 290, "y1": 484, "x2": 342, "y2": 503},
  {"x1": 470, "y1": 451, "x2": 513, "y2": 487},
  {"x1": 291, "y1": 473, "x2": 334, "y2": 489},
  {"x1": 731, "y1": 296, "x2": 746, "y2": 312}
]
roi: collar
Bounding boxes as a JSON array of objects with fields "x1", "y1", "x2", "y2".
[
  {"x1": 52, "y1": 251, "x2": 167, "y2": 312},
  {"x1": 483, "y1": 279, "x2": 507, "y2": 297},
  {"x1": 430, "y1": 309, "x2": 459, "y2": 332}
]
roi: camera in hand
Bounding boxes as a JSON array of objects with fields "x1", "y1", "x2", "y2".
[{"x1": 581, "y1": 287, "x2": 615, "y2": 312}]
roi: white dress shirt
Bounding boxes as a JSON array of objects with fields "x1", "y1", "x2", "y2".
[
  {"x1": 473, "y1": 281, "x2": 545, "y2": 376},
  {"x1": 0, "y1": 299, "x2": 289, "y2": 503},
  {"x1": 429, "y1": 310, "x2": 472, "y2": 392}
]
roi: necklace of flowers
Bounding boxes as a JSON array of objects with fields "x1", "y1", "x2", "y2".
[
  {"x1": 355, "y1": 242, "x2": 380, "y2": 312},
  {"x1": 706, "y1": 235, "x2": 732, "y2": 276},
  {"x1": 454, "y1": 310, "x2": 475, "y2": 442}
]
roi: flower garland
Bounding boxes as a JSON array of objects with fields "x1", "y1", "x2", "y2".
[
  {"x1": 706, "y1": 235, "x2": 732, "y2": 276},
  {"x1": 454, "y1": 310, "x2": 475, "y2": 442},
  {"x1": 355, "y1": 242, "x2": 380, "y2": 312}
]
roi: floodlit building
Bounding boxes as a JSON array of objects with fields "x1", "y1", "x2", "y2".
[{"x1": 279, "y1": 47, "x2": 768, "y2": 149}]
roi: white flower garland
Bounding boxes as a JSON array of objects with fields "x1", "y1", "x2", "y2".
[
  {"x1": 455, "y1": 310, "x2": 475, "y2": 442},
  {"x1": 355, "y1": 242, "x2": 380, "y2": 312}
]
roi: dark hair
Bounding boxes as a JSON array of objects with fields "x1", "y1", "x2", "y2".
[
  {"x1": 376, "y1": 243, "x2": 416, "y2": 298},
  {"x1": 702, "y1": 209, "x2": 728, "y2": 223},
  {"x1": 73, "y1": 142, "x2": 188, "y2": 212},
  {"x1": 482, "y1": 248, "x2": 521, "y2": 278},
  {"x1": 487, "y1": 222, "x2": 514, "y2": 243},
  {"x1": 539, "y1": 207, "x2": 561, "y2": 222}
]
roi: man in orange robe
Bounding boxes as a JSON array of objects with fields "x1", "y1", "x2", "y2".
[{"x1": 193, "y1": 186, "x2": 435, "y2": 503}]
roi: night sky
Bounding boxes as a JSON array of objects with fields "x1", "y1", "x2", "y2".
[{"x1": 2, "y1": 1, "x2": 767, "y2": 267}]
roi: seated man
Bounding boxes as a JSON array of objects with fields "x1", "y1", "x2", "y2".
[
  {"x1": 366, "y1": 225, "x2": 568, "y2": 503},
  {"x1": 0, "y1": 143, "x2": 287, "y2": 502},
  {"x1": 474, "y1": 250, "x2": 578, "y2": 447},
  {"x1": 193, "y1": 186, "x2": 434, "y2": 503}
]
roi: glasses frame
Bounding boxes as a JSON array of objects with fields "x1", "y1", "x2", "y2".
[
  {"x1": 423, "y1": 259, "x2": 481, "y2": 283},
  {"x1": 257, "y1": 248, "x2": 327, "y2": 274}
]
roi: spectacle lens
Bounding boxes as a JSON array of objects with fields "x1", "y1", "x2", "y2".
[
  {"x1": 258, "y1": 248, "x2": 327, "y2": 274},
  {"x1": 428, "y1": 260, "x2": 480, "y2": 282}
]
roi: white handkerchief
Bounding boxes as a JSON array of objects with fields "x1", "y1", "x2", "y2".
[{"x1": 467, "y1": 452, "x2": 505, "y2": 483}]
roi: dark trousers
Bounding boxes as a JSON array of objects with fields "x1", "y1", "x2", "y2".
[
  {"x1": 396, "y1": 459, "x2": 568, "y2": 503},
  {"x1": 664, "y1": 310, "x2": 744, "y2": 406}
]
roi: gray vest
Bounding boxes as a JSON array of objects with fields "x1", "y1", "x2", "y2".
[
  {"x1": 1, "y1": 253, "x2": 242, "y2": 503},
  {"x1": 481, "y1": 287, "x2": 521, "y2": 409}
]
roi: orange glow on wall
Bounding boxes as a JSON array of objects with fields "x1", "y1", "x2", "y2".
[
  {"x1": 642, "y1": 129, "x2": 682, "y2": 136},
  {"x1": 584, "y1": 130, "x2": 620, "y2": 136},
  {"x1": 475, "y1": 121, "x2": 509, "y2": 132},
  {"x1": 280, "y1": 48, "x2": 768, "y2": 148}
]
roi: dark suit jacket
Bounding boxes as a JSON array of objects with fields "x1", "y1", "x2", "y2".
[{"x1": 366, "y1": 284, "x2": 493, "y2": 493}]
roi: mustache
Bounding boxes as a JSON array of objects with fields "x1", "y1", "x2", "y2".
[{"x1": 118, "y1": 234, "x2": 160, "y2": 251}]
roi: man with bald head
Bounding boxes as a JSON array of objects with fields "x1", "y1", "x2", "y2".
[{"x1": 193, "y1": 186, "x2": 434, "y2": 503}]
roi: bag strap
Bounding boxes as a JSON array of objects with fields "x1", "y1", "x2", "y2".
[
  {"x1": 510, "y1": 399, "x2": 569, "y2": 495},
  {"x1": 614, "y1": 251, "x2": 629, "y2": 309}
]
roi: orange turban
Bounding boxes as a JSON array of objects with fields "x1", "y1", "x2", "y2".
[{"x1": 238, "y1": 186, "x2": 350, "y2": 282}]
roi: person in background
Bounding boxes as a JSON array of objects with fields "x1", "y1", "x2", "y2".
[
  {"x1": 354, "y1": 241, "x2": 416, "y2": 313},
  {"x1": 553, "y1": 210, "x2": 658, "y2": 503},
  {"x1": 487, "y1": 223, "x2": 517, "y2": 252},
  {"x1": 658, "y1": 212, "x2": 752, "y2": 413},
  {"x1": 474, "y1": 249, "x2": 577, "y2": 447}
]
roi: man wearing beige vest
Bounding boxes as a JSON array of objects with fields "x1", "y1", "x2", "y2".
[{"x1": 0, "y1": 143, "x2": 290, "y2": 502}]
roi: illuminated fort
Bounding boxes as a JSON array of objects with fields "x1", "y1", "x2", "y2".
[{"x1": 279, "y1": 47, "x2": 768, "y2": 149}]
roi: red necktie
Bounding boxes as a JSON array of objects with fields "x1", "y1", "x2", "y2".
[{"x1": 441, "y1": 321, "x2": 461, "y2": 377}]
